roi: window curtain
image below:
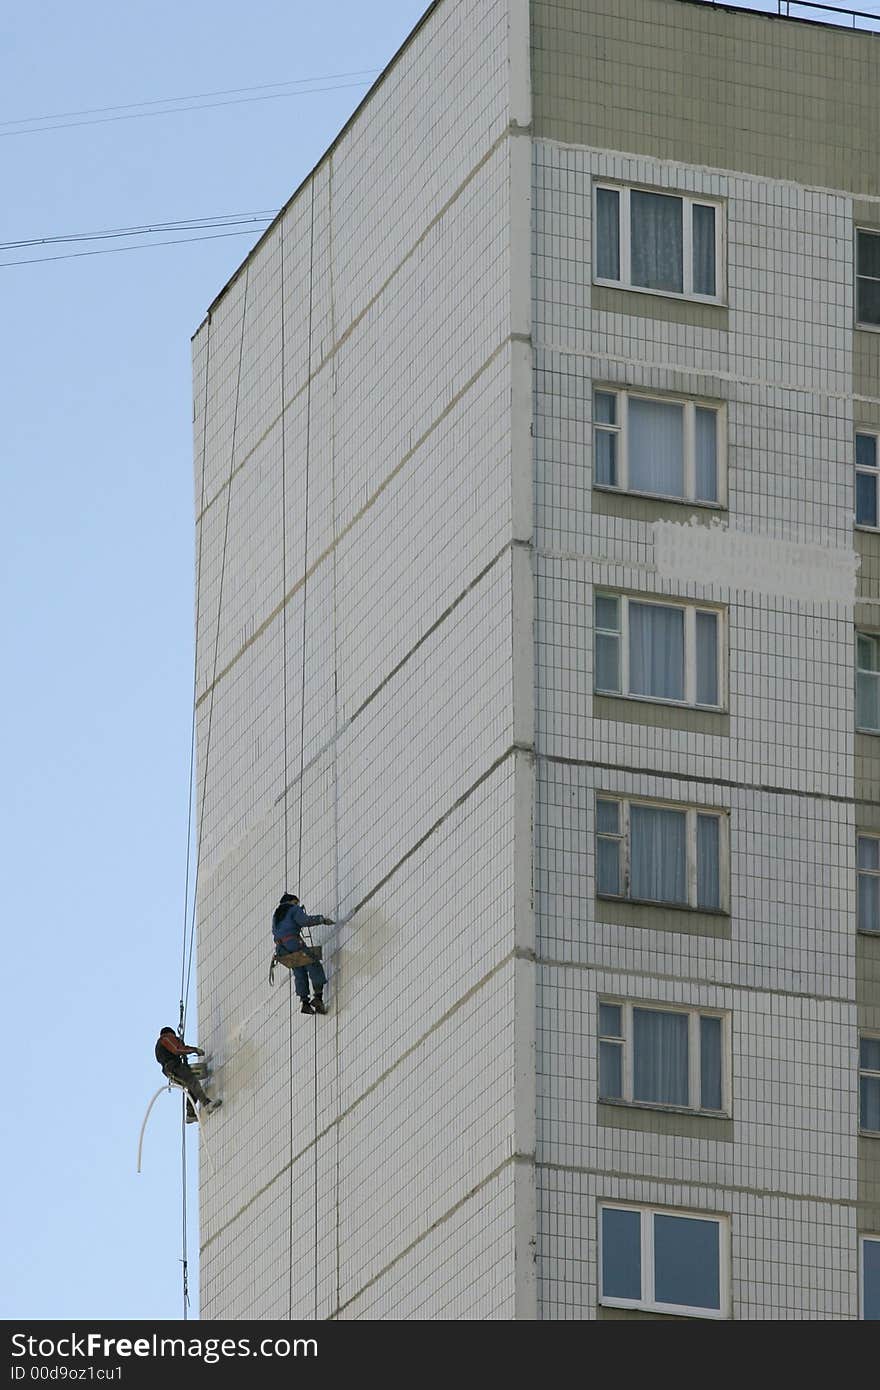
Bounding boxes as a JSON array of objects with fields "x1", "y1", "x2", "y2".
[
  {"x1": 630, "y1": 191, "x2": 683, "y2": 293},
  {"x1": 695, "y1": 408, "x2": 718, "y2": 501},
  {"x1": 861, "y1": 1073, "x2": 880, "y2": 1132},
  {"x1": 695, "y1": 612, "x2": 719, "y2": 706},
  {"x1": 696, "y1": 814, "x2": 721, "y2": 908},
  {"x1": 596, "y1": 188, "x2": 620, "y2": 280},
  {"x1": 692, "y1": 204, "x2": 716, "y2": 296},
  {"x1": 633, "y1": 1008, "x2": 688, "y2": 1105},
  {"x1": 700, "y1": 1016, "x2": 723, "y2": 1109},
  {"x1": 858, "y1": 838, "x2": 880, "y2": 933},
  {"x1": 858, "y1": 637, "x2": 880, "y2": 730},
  {"x1": 630, "y1": 804, "x2": 686, "y2": 903},
  {"x1": 629, "y1": 603, "x2": 684, "y2": 700},
  {"x1": 628, "y1": 397, "x2": 684, "y2": 496}
]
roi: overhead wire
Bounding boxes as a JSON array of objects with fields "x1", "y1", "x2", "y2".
[
  {"x1": 0, "y1": 228, "x2": 273, "y2": 268},
  {"x1": 0, "y1": 211, "x2": 279, "y2": 251},
  {"x1": 0, "y1": 69, "x2": 378, "y2": 129},
  {"x1": 0, "y1": 75, "x2": 378, "y2": 138}
]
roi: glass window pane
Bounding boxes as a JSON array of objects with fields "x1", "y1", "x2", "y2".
[
  {"x1": 857, "y1": 433, "x2": 878, "y2": 471},
  {"x1": 599, "y1": 1002, "x2": 622, "y2": 1037},
  {"x1": 596, "y1": 188, "x2": 620, "y2": 281},
  {"x1": 857, "y1": 671, "x2": 880, "y2": 732},
  {"x1": 861, "y1": 1075, "x2": 880, "y2": 1132},
  {"x1": 692, "y1": 204, "x2": 716, "y2": 296},
  {"x1": 628, "y1": 397, "x2": 685, "y2": 496},
  {"x1": 594, "y1": 428, "x2": 617, "y2": 486},
  {"x1": 858, "y1": 231, "x2": 880, "y2": 279},
  {"x1": 631, "y1": 191, "x2": 683, "y2": 293},
  {"x1": 697, "y1": 814, "x2": 721, "y2": 910},
  {"x1": 633, "y1": 1008, "x2": 689, "y2": 1105},
  {"x1": 595, "y1": 633, "x2": 620, "y2": 694},
  {"x1": 597, "y1": 837, "x2": 621, "y2": 896},
  {"x1": 695, "y1": 408, "x2": 718, "y2": 502},
  {"x1": 630, "y1": 804, "x2": 687, "y2": 904},
  {"x1": 700, "y1": 1016, "x2": 723, "y2": 1110},
  {"x1": 864, "y1": 1239, "x2": 880, "y2": 1320},
  {"x1": 696, "y1": 611, "x2": 719, "y2": 706},
  {"x1": 597, "y1": 799, "x2": 620, "y2": 834},
  {"x1": 653, "y1": 1214, "x2": 721, "y2": 1311},
  {"x1": 858, "y1": 873, "x2": 880, "y2": 934},
  {"x1": 599, "y1": 1040, "x2": 623, "y2": 1099},
  {"x1": 601, "y1": 1208, "x2": 641, "y2": 1300},
  {"x1": 861, "y1": 1037, "x2": 880, "y2": 1071},
  {"x1": 858, "y1": 278, "x2": 880, "y2": 326},
  {"x1": 595, "y1": 594, "x2": 619, "y2": 631},
  {"x1": 858, "y1": 634, "x2": 880, "y2": 672},
  {"x1": 857, "y1": 472, "x2": 878, "y2": 527},
  {"x1": 858, "y1": 835, "x2": 880, "y2": 871},
  {"x1": 629, "y1": 603, "x2": 684, "y2": 701},
  {"x1": 594, "y1": 390, "x2": 617, "y2": 425}
]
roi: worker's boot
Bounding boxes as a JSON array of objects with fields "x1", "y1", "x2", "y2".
[
  {"x1": 300, "y1": 999, "x2": 314, "y2": 1014},
  {"x1": 205, "y1": 1099, "x2": 223, "y2": 1114},
  {"x1": 311, "y1": 994, "x2": 327, "y2": 1015}
]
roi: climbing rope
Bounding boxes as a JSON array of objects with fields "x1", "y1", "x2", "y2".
[
  {"x1": 281, "y1": 176, "x2": 320, "y2": 1323},
  {"x1": 171, "y1": 267, "x2": 251, "y2": 1321}
]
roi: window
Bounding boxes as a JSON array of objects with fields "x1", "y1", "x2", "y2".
[
  {"x1": 857, "y1": 230, "x2": 880, "y2": 328},
  {"x1": 600, "y1": 1204, "x2": 728, "y2": 1318},
  {"x1": 857, "y1": 835, "x2": 880, "y2": 934},
  {"x1": 856, "y1": 432, "x2": 880, "y2": 528},
  {"x1": 861, "y1": 1035, "x2": 880, "y2": 1135},
  {"x1": 595, "y1": 184, "x2": 722, "y2": 301},
  {"x1": 596, "y1": 796, "x2": 725, "y2": 911},
  {"x1": 599, "y1": 1000, "x2": 727, "y2": 1112},
  {"x1": 594, "y1": 592, "x2": 723, "y2": 708},
  {"x1": 856, "y1": 632, "x2": 880, "y2": 733},
  {"x1": 593, "y1": 388, "x2": 723, "y2": 505},
  {"x1": 862, "y1": 1237, "x2": 880, "y2": 1320}
]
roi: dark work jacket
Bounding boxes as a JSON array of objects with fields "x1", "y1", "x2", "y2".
[{"x1": 272, "y1": 902, "x2": 325, "y2": 954}]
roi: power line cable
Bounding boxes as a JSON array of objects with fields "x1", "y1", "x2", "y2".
[
  {"x1": 1, "y1": 211, "x2": 279, "y2": 250},
  {"x1": 0, "y1": 69, "x2": 378, "y2": 128},
  {"x1": 0, "y1": 228, "x2": 272, "y2": 268},
  {"x1": 0, "y1": 79, "x2": 374, "y2": 139}
]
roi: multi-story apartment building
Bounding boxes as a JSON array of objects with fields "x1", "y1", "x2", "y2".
[{"x1": 190, "y1": 0, "x2": 880, "y2": 1318}]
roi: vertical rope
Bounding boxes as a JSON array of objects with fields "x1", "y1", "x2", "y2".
[
  {"x1": 181, "y1": 1105, "x2": 189, "y2": 1320},
  {"x1": 182, "y1": 264, "x2": 252, "y2": 1034},
  {"x1": 177, "y1": 312, "x2": 212, "y2": 1320},
  {"x1": 295, "y1": 178, "x2": 320, "y2": 1326},
  {"x1": 280, "y1": 213, "x2": 297, "y2": 1325}
]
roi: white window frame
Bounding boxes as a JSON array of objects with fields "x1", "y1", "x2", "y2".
[
  {"x1": 594, "y1": 591, "x2": 725, "y2": 710},
  {"x1": 594, "y1": 182, "x2": 725, "y2": 304},
  {"x1": 598, "y1": 998, "x2": 730, "y2": 1114},
  {"x1": 861, "y1": 1235, "x2": 880, "y2": 1320},
  {"x1": 599, "y1": 1203, "x2": 730, "y2": 1319},
  {"x1": 857, "y1": 832, "x2": 880, "y2": 936},
  {"x1": 856, "y1": 228, "x2": 880, "y2": 332},
  {"x1": 592, "y1": 387, "x2": 726, "y2": 507},
  {"x1": 860, "y1": 1032, "x2": 880, "y2": 1137},
  {"x1": 856, "y1": 630, "x2": 880, "y2": 734},
  {"x1": 595, "y1": 794, "x2": 729, "y2": 913},
  {"x1": 856, "y1": 430, "x2": 880, "y2": 530}
]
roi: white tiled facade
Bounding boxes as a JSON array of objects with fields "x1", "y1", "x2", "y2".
[{"x1": 192, "y1": 0, "x2": 879, "y2": 1319}]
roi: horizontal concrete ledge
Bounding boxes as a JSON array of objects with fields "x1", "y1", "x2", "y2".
[{"x1": 598, "y1": 1100, "x2": 733, "y2": 1142}]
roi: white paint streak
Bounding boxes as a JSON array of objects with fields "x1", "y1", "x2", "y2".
[{"x1": 653, "y1": 517, "x2": 858, "y2": 603}]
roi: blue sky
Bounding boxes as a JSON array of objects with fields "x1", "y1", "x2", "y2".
[{"x1": 2, "y1": 0, "x2": 877, "y2": 1326}]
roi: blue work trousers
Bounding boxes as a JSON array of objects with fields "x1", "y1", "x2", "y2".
[{"x1": 292, "y1": 959, "x2": 326, "y2": 1001}]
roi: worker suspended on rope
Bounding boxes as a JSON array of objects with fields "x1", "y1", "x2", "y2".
[
  {"x1": 155, "y1": 1027, "x2": 222, "y2": 1121},
  {"x1": 272, "y1": 892, "x2": 334, "y2": 1015}
]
